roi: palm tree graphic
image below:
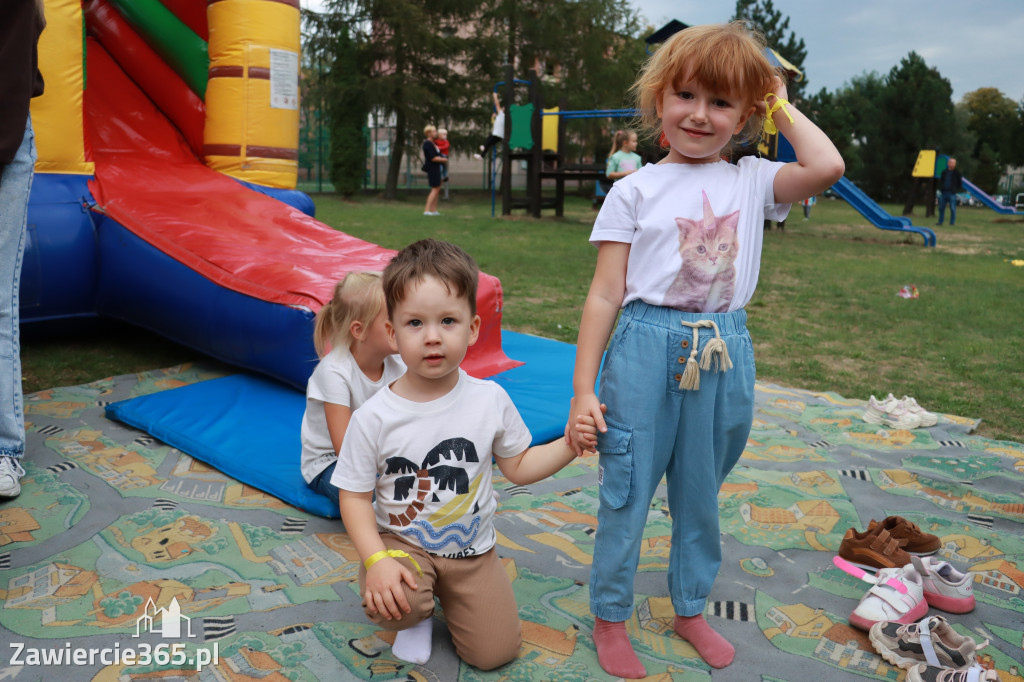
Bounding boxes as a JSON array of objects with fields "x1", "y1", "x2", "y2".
[{"x1": 384, "y1": 437, "x2": 478, "y2": 528}]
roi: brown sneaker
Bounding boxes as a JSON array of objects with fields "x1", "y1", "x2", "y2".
[
  {"x1": 868, "y1": 516, "x2": 940, "y2": 556},
  {"x1": 838, "y1": 526, "x2": 912, "y2": 572}
]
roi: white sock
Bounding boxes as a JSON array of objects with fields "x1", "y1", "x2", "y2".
[{"x1": 392, "y1": 618, "x2": 432, "y2": 664}]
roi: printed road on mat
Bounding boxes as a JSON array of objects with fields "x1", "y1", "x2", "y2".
[{"x1": 1, "y1": 363, "x2": 1021, "y2": 681}]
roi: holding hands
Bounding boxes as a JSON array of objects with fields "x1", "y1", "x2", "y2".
[{"x1": 566, "y1": 397, "x2": 607, "y2": 456}]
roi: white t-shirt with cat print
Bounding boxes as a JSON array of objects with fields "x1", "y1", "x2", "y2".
[{"x1": 591, "y1": 157, "x2": 789, "y2": 313}]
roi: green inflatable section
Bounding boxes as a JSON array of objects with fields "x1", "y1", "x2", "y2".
[{"x1": 107, "y1": 0, "x2": 209, "y2": 98}]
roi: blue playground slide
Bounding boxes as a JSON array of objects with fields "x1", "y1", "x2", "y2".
[
  {"x1": 829, "y1": 176, "x2": 936, "y2": 247},
  {"x1": 962, "y1": 177, "x2": 1019, "y2": 215}
]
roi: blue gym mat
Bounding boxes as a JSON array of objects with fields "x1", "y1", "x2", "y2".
[{"x1": 105, "y1": 331, "x2": 577, "y2": 519}]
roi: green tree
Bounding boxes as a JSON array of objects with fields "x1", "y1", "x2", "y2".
[
  {"x1": 299, "y1": 17, "x2": 331, "y2": 189},
  {"x1": 840, "y1": 54, "x2": 954, "y2": 201},
  {"x1": 961, "y1": 87, "x2": 1018, "y2": 167},
  {"x1": 1012, "y1": 100, "x2": 1024, "y2": 168},
  {"x1": 972, "y1": 142, "x2": 1003, "y2": 194},
  {"x1": 877, "y1": 53, "x2": 954, "y2": 202},
  {"x1": 306, "y1": 0, "x2": 647, "y2": 197},
  {"x1": 481, "y1": 0, "x2": 647, "y2": 164},
  {"x1": 825, "y1": 72, "x2": 887, "y2": 193},
  {"x1": 732, "y1": 0, "x2": 808, "y2": 102},
  {"x1": 325, "y1": 24, "x2": 366, "y2": 196},
  {"x1": 312, "y1": 0, "x2": 501, "y2": 199},
  {"x1": 803, "y1": 86, "x2": 857, "y2": 178}
]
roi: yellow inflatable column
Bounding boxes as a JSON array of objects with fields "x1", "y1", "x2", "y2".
[
  {"x1": 204, "y1": 0, "x2": 300, "y2": 189},
  {"x1": 32, "y1": 0, "x2": 94, "y2": 176}
]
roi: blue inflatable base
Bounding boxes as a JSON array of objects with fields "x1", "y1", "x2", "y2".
[{"x1": 105, "y1": 331, "x2": 578, "y2": 519}]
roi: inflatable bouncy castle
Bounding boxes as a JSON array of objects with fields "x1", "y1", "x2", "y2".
[{"x1": 27, "y1": 0, "x2": 516, "y2": 388}]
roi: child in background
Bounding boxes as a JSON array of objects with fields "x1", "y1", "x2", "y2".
[
  {"x1": 436, "y1": 128, "x2": 450, "y2": 199},
  {"x1": 436, "y1": 128, "x2": 451, "y2": 163},
  {"x1": 299, "y1": 272, "x2": 405, "y2": 509},
  {"x1": 801, "y1": 194, "x2": 816, "y2": 219},
  {"x1": 335, "y1": 239, "x2": 588, "y2": 669},
  {"x1": 475, "y1": 91, "x2": 505, "y2": 159},
  {"x1": 565, "y1": 22, "x2": 844, "y2": 677},
  {"x1": 605, "y1": 129, "x2": 643, "y2": 183}
]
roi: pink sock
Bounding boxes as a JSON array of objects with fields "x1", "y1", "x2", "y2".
[
  {"x1": 673, "y1": 614, "x2": 734, "y2": 668},
  {"x1": 593, "y1": 617, "x2": 647, "y2": 679}
]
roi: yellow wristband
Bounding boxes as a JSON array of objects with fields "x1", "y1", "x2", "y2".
[
  {"x1": 363, "y1": 549, "x2": 423, "y2": 575},
  {"x1": 763, "y1": 93, "x2": 794, "y2": 135}
]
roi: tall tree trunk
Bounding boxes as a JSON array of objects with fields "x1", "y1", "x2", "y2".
[{"x1": 384, "y1": 107, "x2": 406, "y2": 199}]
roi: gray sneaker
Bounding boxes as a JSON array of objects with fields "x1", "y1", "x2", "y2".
[
  {"x1": 870, "y1": 615, "x2": 986, "y2": 670},
  {"x1": 907, "y1": 663, "x2": 1003, "y2": 682},
  {"x1": 0, "y1": 455, "x2": 26, "y2": 498}
]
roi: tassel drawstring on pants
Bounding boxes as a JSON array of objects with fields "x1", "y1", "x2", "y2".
[{"x1": 677, "y1": 320, "x2": 733, "y2": 390}]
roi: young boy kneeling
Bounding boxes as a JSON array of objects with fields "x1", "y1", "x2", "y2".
[{"x1": 333, "y1": 239, "x2": 589, "y2": 670}]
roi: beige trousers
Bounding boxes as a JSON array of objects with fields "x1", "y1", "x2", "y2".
[{"x1": 358, "y1": 533, "x2": 522, "y2": 671}]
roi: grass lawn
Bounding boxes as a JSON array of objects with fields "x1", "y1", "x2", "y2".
[{"x1": 21, "y1": 189, "x2": 1024, "y2": 442}]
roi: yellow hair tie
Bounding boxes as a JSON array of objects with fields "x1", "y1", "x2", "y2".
[
  {"x1": 763, "y1": 93, "x2": 794, "y2": 135},
  {"x1": 364, "y1": 549, "x2": 423, "y2": 575}
]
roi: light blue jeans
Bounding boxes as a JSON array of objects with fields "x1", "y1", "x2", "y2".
[
  {"x1": 0, "y1": 116, "x2": 36, "y2": 460},
  {"x1": 590, "y1": 301, "x2": 755, "y2": 621}
]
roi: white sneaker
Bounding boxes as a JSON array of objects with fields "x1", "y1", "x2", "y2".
[
  {"x1": 891, "y1": 394, "x2": 939, "y2": 427},
  {"x1": 473, "y1": 153, "x2": 482, "y2": 160},
  {"x1": 0, "y1": 455, "x2": 26, "y2": 498},
  {"x1": 863, "y1": 395, "x2": 922, "y2": 429},
  {"x1": 849, "y1": 564, "x2": 928, "y2": 630},
  {"x1": 911, "y1": 555, "x2": 976, "y2": 613}
]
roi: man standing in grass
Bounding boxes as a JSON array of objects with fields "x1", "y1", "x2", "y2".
[{"x1": 937, "y1": 157, "x2": 962, "y2": 226}]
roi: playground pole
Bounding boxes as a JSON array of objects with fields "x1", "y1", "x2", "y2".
[{"x1": 501, "y1": 64, "x2": 514, "y2": 216}]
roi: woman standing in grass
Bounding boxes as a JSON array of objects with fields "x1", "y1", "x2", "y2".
[{"x1": 421, "y1": 125, "x2": 447, "y2": 216}]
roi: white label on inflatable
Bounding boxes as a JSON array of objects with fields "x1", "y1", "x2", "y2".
[{"x1": 269, "y1": 49, "x2": 299, "y2": 110}]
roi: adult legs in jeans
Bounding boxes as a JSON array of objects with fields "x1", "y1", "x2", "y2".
[
  {"x1": 0, "y1": 115, "x2": 36, "y2": 498},
  {"x1": 937, "y1": 192, "x2": 956, "y2": 225}
]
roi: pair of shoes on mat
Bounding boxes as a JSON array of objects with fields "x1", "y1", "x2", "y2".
[
  {"x1": 907, "y1": 664, "x2": 1003, "y2": 682},
  {"x1": 870, "y1": 615, "x2": 988, "y2": 670},
  {"x1": 0, "y1": 455, "x2": 26, "y2": 498},
  {"x1": 863, "y1": 394, "x2": 938, "y2": 429}
]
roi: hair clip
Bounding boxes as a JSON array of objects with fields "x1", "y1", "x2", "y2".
[{"x1": 763, "y1": 93, "x2": 794, "y2": 135}]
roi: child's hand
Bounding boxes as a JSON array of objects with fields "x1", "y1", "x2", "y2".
[
  {"x1": 363, "y1": 557, "x2": 418, "y2": 621},
  {"x1": 565, "y1": 395, "x2": 606, "y2": 456},
  {"x1": 758, "y1": 74, "x2": 789, "y2": 116},
  {"x1": 573, "y1": 405, "x2": 606, "y2": 452}
]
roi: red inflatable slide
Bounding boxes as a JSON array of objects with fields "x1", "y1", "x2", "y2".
[{"x1": 83, "y1": 39, "x2": 519, "y2": 389}]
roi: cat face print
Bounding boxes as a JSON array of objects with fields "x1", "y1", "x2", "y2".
[{"x1": 662, "y1": 191, "x2": 740, "y2": 313}]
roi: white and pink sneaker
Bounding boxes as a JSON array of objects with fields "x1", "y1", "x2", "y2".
[
  {"x1": 849, "y1": 563, "x2": 929, "y2": 630},
  {"x1": 863, "y1": 395, "x2": 923, "y2": 430},
  {"x1": 889, "y1": 393, "x2": 939, "y2": 427},
  {"x1": 912, "y1": 555, "x2": 976, "y2": 614}
]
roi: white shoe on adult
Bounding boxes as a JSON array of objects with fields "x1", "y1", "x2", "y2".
[{"x1": 0, "y1": 455, "x2": 26, "y2": 498}]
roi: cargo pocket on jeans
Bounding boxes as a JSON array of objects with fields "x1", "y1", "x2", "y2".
[{"x1": 596, "y1": 420, "x2": 634, "y2": 510}]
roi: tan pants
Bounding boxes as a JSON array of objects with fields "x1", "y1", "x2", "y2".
[{"x1": 358, "y1": 533, "x2": 522, "y2": 670}]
